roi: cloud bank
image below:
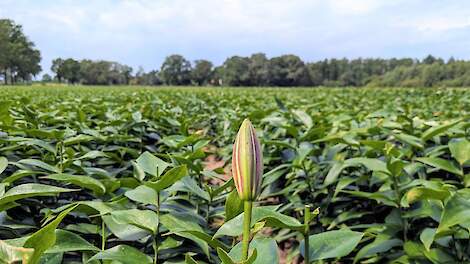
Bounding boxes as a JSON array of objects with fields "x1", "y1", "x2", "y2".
[{"x1": 1, "y1": 0, "x2": 470, "y2": 74}]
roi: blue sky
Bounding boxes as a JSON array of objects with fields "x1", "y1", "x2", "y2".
[{"x1": 1, "y1": 0, "x2": 470, "y2": 75}]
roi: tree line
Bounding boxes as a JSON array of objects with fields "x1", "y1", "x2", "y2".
[
  {"x1": 48, "y1": 54, "x2": 470, "y2": 87},
  {"x1": 3, "y1": 18, "x2": 470, "y2": 87}
]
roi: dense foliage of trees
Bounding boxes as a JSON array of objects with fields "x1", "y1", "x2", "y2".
[
  {"x1": 47, "y1": 54, "x2": 470, "y2": 87},
  {"x1": 50, "y1": 58, "x2": 133, "y2": 85},
  {"x1": 0, "y1": 19, "x2": 41, "y2": 84}
]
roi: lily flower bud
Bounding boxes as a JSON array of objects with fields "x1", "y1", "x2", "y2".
[{"x1": 232, "y1": 119, "x2": 263, "y2": 201}]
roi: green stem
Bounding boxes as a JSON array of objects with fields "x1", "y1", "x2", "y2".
[
  {"x1": 59, "y1": 140, "x2": 64, "y2": 173},
  {"x1": 241, "y1": 200, "x2": 253, "y2": 261},
  {"x1": 206, "y1": 200, "x2": 210, "y2": 224},
  {"x1": 304, "y1": 205, "x2": 312, "y2": 264},
  {"x1": 153, "y1": 240, "x2": 157, "y2": 264},
  {"x1": 101, "y1": 219, "x2": 106, "y2": 251},
  {"x1": 154, "y1": 191, "x2": 160, "y2": 264},
  {"x1": 391, "y1": 172, "x2": 407, "y2": 241}
]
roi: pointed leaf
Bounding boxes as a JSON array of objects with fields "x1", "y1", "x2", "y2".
[
  {"x1": 0, "y1": 184, "x2": 76, "y2": 206},
  {"x1": 449, "y1": 139, "x2": 470, "y2": 166},
  {"x1": 24, "y1": 205, "x2": 78, "y2": 264},
  {"x1": 0, "y1": 157, "x2": 7, "y2": 175},
  {"x1": 145, "y1": 165, "x2": 188, "y2": 192},
  {"x1": 17, "y1": 159, "x2": 59, "y2": 173},
  {"x1": 88, "y1": 245, "x2": 152, "y2": 263},
  {"x1": 42, "y1": 174, "x2": 106, "y2": 195},
  {"x1": 416, "y1": 157, "x2": 463, "y2": 176},
  {"x1": 125, "y1": 185, "x2": 158, "y2": 206},
  {"x1": 229, "y1": 238, "x2": 275, "y2": 264},
  {"x1": 421, "y1": 119, "x2": 462, "y2": 141},
  {"x1": 111, "y1": 209, "x2": 158, "y2": 235},
  {"x1": 225, "y1": 190, "x2": 244, "y2": 221},
  {"x1": 0, "y1": 240, "x2": 34, "y2": 264},
  {"x1": 215, "y1": 207, "x2": 303, "y2": 237},
  {"x1": 300, "y1": 230, "x2": 363, "y2": 261},
  {"x1": 46, "y1": 230, "x2": 99, "y2": 253},
  {"x1": 136, "y1": 151, "x2": 169, "y2": 177}
]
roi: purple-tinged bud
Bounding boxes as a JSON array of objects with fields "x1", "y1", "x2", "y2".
[{"x1": 232, "y1": 119, "x2": 263, "y2": 201}]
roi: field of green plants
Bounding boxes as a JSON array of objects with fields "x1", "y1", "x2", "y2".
[{"x1": 0, "y1": 86, "x2": 469, "y2": 264}]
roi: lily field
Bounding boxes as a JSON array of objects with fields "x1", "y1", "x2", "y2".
[{"x1": 0, "y1": 86, "x2": 469, "y2": 264}]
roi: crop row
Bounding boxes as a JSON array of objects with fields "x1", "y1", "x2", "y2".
[{"x1": 0, "y1": 86, "x2": 469, "y2": 263}]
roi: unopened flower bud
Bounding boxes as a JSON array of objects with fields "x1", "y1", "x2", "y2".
[{"x1": 232, "y1": 119, "x2": 263, "y2": 201}]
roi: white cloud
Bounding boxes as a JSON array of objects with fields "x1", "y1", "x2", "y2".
[
  {"x1": 327, "y1": 0, "x2": 385, "y2": 15},
  {"x1": 409, "y1": 17, "x2": 470, "y2": 32},
  {"x1": 2, "y1": 0, "x2": 470, "y2": 73}
]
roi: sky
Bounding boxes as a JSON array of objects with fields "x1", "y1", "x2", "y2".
[{"x1": 1, "y1": 0, "x2": 470, "y2": 75}]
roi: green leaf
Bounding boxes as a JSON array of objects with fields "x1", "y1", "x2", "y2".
[
  {"x1": 345, "y1": 158, "x2": 388, "y2": 173},
  {"x1": 437, "y1": 191, "x2": 470, "y2": 233},
  {"x1": 2, "y1": 170, "x2": 42, "y2": 184},
  {"x1": 182, "y1": 230, "x2": 229, "y2": 252},
  {"x1": 217, "y1": 248, "x2": 235, "y2": 264},
  {"x1": 343, "y1": 190, "x2": 398, "y2": 207},
  {"x1": 160, "y1": 213, "x2": 210, "y2": 256},
  {"x1": 229, "y1": 237, "x2": 275, "y2": 264},
  {"x1": 24, "y1": 204, "x2": 78, "y2": 264},
  {"x1": 449, "y1": 139, "x2": 470, "y2": 166},
  {"x1": 125, "y1": 185, "x2": 158, "y2": 206},
  {"x1": 102, "y1": 215, "x2": 148, "y2": 241},
  {"x1": 225, "y1": 190, "x2": 243, "y2": 221},
  {"x1": 416, "y1": 157, "x2": 463, "y2": 176},
  {"x1": 395, "y1": 133, "x2": 424, "y2": 149},
  {"x1": 111, "y1": 209, "x2": 159, "y2": 235},
  {"x1": 0, "y1": 183, "x2": 76, "y2": 206},
  {"x1": 42, "y1": 174, "x2": 106, "y2": 195},
  {"x1": 354, "y1": 236, "x2": 402, "y2": 263},
  {"x1": 136, "y1": 151, "x2": 169, "y2": 177},
  {"x1": 324, "y1": 158, "x2": 389, "y2": 186},
  {"x1": 401, "y1": 187, "x2": 451, "y2": 207},
  {"x1": 185, "y1": 254, "x2": 199, "y2": 264},
  {"x1": 324, "y1": 162, "x2": 345, "y2": 186},
  {"x1": 180, "y1": 176, "x2": 210, "y2": 201},
  {"x1": 145, "y1": 165, "x2": 188, "y2": 192},
  {"x1": 46, "y1": 230, "x2": 99, "y2": 253},
  {"x1": 17, "y1": 159, "x2": 59, "y2": 173},
  {"x1": 0, "y1": 240, "x2": 34, "y2": 264},
  {"x1": 159, "y1": 237, "x2": 183, "y2": 250},
  {"x1": 77, "y1": 151, "x2": 109, "y2": 160},
  {"x1": 420, "y1": 228, "x2": 436, "y2": 251},
  {"x1": 218, "y1": 247, "x2": 257, "y2": 264},
  {"x1": 421, "y1": 119, "x2": 462, "y2": 141},
  {"x1": 215, "y1": 207, "x2": 303, "y2": 238},
  {"x1": 39, "y1": 253, "x2": 63, "y2": 264},
  {"x1": 300, "y1": 230, "x2": 363, "y2": 261},
  {"x1": 132, "y1": 161, "x2": 146, "y2": 181},
  {"x1": 20, "y1": 139, "x2": 57, "y2": 155},
  {"x1": 88, "y1": 245, "x2": 153, "y2": 264},
  {"x1": 0, "y1": 157, "x2": 7, "y2": 175},
  {"x1": 292, "y1": 110, "x2": 313, "y2": 128}
]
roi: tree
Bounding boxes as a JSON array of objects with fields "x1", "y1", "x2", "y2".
[
  {"x1": 160, "y1": 54, "x2": 192, "y2": 85},
  {"x1": 135, "y1": 70, "x2": 161, "y2": 85},
  {"x1": 41, "y1": 73, "x2": 52, "y2": 83},
  {"x1": 423, "y1": 55, "x2": 437, "y2": 65},
  {"x1": 222, "y1": 56, "x2": 251, "y2": 86},
  {"x1": 248, "y1": 53, "x2": 270, "y2": 86},
  {"x1": 61, "y1": 58, "x2": 81, "y2": 84},
  {"x1": 192, "y1": 60, "x2": 213, "y2": 85},
  {"x1": 0, "y1": 19, "x2": 41, "y2": 84},
  {"x1": 269, "y1": 55, "x2": 310, "y2": 86},
  {"x1": 51, "y1": 58, "x2": 64, "y2": 82}
]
